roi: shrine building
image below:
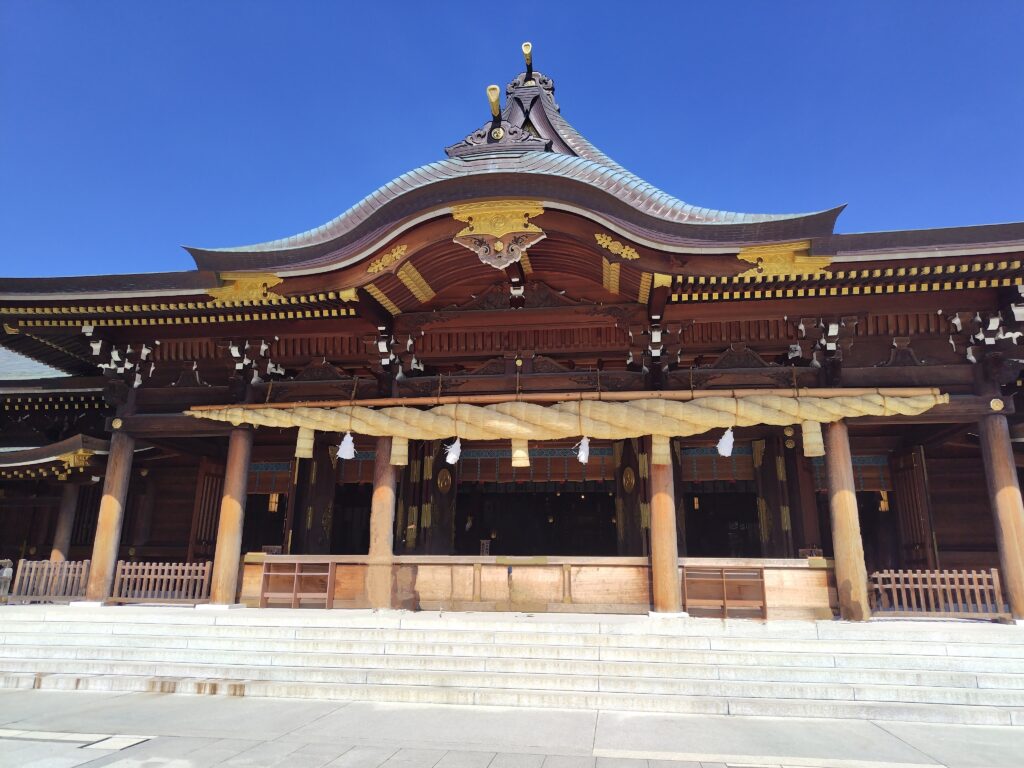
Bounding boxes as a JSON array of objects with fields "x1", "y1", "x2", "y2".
[{"x1": 3, "y1": 44, "x2": 1024, "y2": 622}]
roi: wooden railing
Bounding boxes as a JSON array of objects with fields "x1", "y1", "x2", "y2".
[
  {"x1": 869, "y1": 569, "x2": 1009, "y2": 620},
  {"x1": 681, "y1": 565, "x2": 767, "y2": 619},
  {"x1": 8, "y1": 559, "x2": 90, "y2": 604},
  {"x1": 109, "y1": 560, "x2": 212, "y2": 604},
  {"x1": 245, "y1": 555, "x2": 816, "y2": 617},
  {"x1": 260, "y1": 559, "x2": 336, "y2": 608}
]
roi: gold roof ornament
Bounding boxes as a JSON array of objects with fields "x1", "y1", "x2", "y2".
[
  {"x1": 207, "y1": 272, "x2": 284, "y2": 304},
  {"x1": 451, "y1": 200, "x2": 546, "y2": 270},
  {"x1": 736, "y1": 241, "x2": 832, "y2": 278}
]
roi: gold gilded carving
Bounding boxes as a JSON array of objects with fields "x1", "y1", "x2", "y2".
[
  {"x1": 451, "y1": 200, "x2": 546, "y2": 270},
  {"x1": 367, "y1": 245, "x2": 408, "y2": 274},
  {"x1": 365, "y1": 283, "x2": 401, "y2": 316},
  {"x1": 396, "y1": 263, "x2": 435, "y2": 303},
  {"x1": 207, "y1": 272, "x2": 283, "y2": 303},
  {"x1": 58, "y1": 449, "x2": 93, "y2": 470},
  {"x1": 737, "y1": 241, "x2": 831, "y2": 277},
  {"x1": 595, "y1": 233, "x2": 639, "y2": 260},
  {"x1": 622, "y1": 466, "x2": 636, "y2": 494}
]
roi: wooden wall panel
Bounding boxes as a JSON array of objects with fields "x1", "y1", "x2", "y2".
[{"x1": 926, "y1": 456, "x2": 999, "y2": 570}]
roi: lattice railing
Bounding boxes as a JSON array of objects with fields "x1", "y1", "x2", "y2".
[
  {"x1": 869, "y1": 569, "x2": 1009, "y2": 620},
  {"x1": 110, "y1": 560, "x2": 212, "y2": 604},
  {"x1": 9, "y1": 559, "x2": 90, "y2": 604},
  {"x1": 681, "y1": 565, "x2": 767, "y2": 619}
]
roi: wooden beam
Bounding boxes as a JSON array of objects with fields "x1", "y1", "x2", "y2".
[{"x1": 111, "y1": 414, "x2": 234, "y2": 438}]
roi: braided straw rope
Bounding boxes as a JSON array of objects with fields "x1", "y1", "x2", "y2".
[{"x1": 187, "y1": 392, "x2": 947, "y2": 465}]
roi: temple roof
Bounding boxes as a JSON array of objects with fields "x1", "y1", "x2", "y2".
[{"x1": 184, "y1": 57, "x2": 843, "y2": 272}]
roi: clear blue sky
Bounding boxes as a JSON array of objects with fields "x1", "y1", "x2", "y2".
[{"x1": 2, "y1": 1, "x2": 1022, "y2": 278}]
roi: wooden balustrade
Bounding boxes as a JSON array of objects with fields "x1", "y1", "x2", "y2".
[
  {"x1": 681, "y1": 565, "x2": 767, "y2": 619},
  {"x1": 109, "y1": 560, "x2": 212, "y2": 604},
  {"x1": 245, "y1": 555, "x2": 812, "y2": 616},
  {"x1": 869, "y1": 569, "x2": 1010, "y2": 620},
  {"x1": 9, "y1": 559, "x2": 90, "y2": 604}
]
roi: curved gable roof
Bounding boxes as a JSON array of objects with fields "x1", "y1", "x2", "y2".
[{"x1": 185, "y1": 63, "x2": 842, "y2": 272}]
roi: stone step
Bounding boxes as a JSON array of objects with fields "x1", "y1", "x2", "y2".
[
  {"x1": 2, "y1": 670, "x2": 1016, "y2": 726},
  {"x1": 2, "y1": 638, "x2": 1015, "y2": 688},
  {"x1": 5, "y1": 634, "x2": 1024, "y2": 678},
  {"x1": 4, "y1": 653, "x2": 1024, "y2": 708},
  {"x1": 4, "y1": 607, "x2": 1022, "y2": 644}
]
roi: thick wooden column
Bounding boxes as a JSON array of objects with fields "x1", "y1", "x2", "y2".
[
  {"x1": 50, "y1": 484, "x2": 79, "y2": 562},
  {"x1": 85, "y1": 430, "x2": 135, "y2": 601},
  {"x1": 650, "y1": 457, "x2": 682, "y2": 613},
  {"x1": 210, "y1": 426, "x2": 254, "y2": 604},
  {"x1": 824, "y1": 420, "x2": 870, "y2": 621},
  {"x1": 367, "y1": 435, "x2": 397, "y2": 609},
  {"x1": 978, "y1": 414, "x2": 1024, "y2": 619}
]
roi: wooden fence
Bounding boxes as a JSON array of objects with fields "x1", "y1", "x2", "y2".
[
  {"x1": 109, "y1": 560, "x2": 212, "y2": 604},
  {"x1": 8, "y1": 559, "x2": 90, "y2": 604},
  {"x1": 869, "y1": 569, "x2": 1009, "y2": 620},
  {"x1": 681, "y1": 565, "x2": 767, "y2": 619}
]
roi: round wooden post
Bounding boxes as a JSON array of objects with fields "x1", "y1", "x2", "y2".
[
  {"x1": 824, "y1": 420, "x2": 870, "y2": 621},
  {"x1": 85, "y1": 430, "x2": 135, "y2": 601},
  {"x1": 210, "y1": 426, "x2": 254, "y2": 604},
  {"x1": 367, "y1": 435, "x2": 397, "y2": 609},
  {"x1": 50, "y1": 484, "x2": 79, "y2": 562},
  {"x1": 978, "y1": 413, "x2": 1024, "y2": 619},
  {"x1": 650, "y1": 457, "x2": 682, "y2": 613}
]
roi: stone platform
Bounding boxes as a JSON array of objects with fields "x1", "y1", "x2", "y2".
[{"x1": 0, "y1": 606, "x2": 1023, "y2": 727}]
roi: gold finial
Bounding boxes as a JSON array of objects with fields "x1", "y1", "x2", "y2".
[
  {"x1": 486, "y1": 84, "x2": 501, "y2": 118},
  {"x1": 522, "y1": 42, "x2": 534, "y2": 82}
]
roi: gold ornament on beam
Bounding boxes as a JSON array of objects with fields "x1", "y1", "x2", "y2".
[
  {"x1": 366, "y1": 244, "x2": 408, "y2": 274},
  {"x1": 736, "y1": 241, "x2": 831, "y2": 278},
  {"x1": 594, "y1": 233, "x2": 640, "y2": 260},
  {"x1": 451, "y1": 200, "x2": 546, "y2": 270},
  {"x1": 207, "y1": 272, "x2": 284, "y2": 304}
]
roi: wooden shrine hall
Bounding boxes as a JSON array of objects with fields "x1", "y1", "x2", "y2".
[{"x1": 3, "y1": 44, "x2": 1024, "y2": 622}]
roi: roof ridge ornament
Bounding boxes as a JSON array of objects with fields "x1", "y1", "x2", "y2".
[{"x1": 445, "y1": 81, "x2": 552, "y2": 158}]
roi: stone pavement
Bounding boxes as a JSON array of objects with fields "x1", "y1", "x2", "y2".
[{"x1": 0, "y1": 690, "x2": 1020, "y2": 768}]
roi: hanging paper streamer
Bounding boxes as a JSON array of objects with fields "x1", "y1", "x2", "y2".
[
  {"x1": 511, "y1": 439, "x2": 530, "y2": 468},
  {"x1": 338, "y1": 431, "x2": 355, "y2": 460},
  {"x1": 716, "y1": 427, "x2": 735, "y2": 458},
  {"x1": 445, "y1": 437, "x2": 462, "y2": 464},
  {"x1": 575, "y1": 436, "x2": 590, "y2": 464}
]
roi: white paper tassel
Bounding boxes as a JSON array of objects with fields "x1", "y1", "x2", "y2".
[
  {"x1": 338, "y1": 431, "x2": 355, "y2": 460},
  {"x1": 716, "y1": 427, "x2": 735, "y2": 457},
  {"x1": 575, "y1": 436, "x2": 590, "y2": 464},
  {"x1": 445, "y1": 437, "x2": 462, "y2": 464}
]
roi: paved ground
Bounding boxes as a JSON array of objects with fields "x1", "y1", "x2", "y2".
[{"x1": 0, "y1": 690, "x2": 1020, "y2": 768}]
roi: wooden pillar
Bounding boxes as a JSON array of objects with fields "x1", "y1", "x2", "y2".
[
  {"x1": 85, "y1": 430, "x2": 135, "y2": 601},
  {"x1": 824, "y1": 420, "x2": 870, "y2": 621},
  {"x1": 650, "y1": 455, "x2": 682, "y2": 613},
  {"x1": 50, "y1": 484, "x2": 79, "y2": 562},
  {"x1": 978, "y1": 414, "x2": 1024, "y2": 620},
  {"x1": 367, "y1": 435, "x2": 397, "y2": 609},
  {"x1": 210, "y1": 426, "x2": 254, "y2": 605}
]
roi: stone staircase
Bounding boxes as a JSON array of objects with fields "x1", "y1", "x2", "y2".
[{"x1": 0, "y1": 606, "x2": 1022, "y2": 726}]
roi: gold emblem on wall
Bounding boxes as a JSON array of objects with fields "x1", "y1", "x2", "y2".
[
  {"x1": 451, "y1": 200, "x2": 546, "y2": 270},
  {"x1": 436, "y1": 467, "x2": 453, "y2": 493},
  {"x1": 736, "y1": 241, "x2": 831, "y2": 278},
  {"x1": 621, "y1": 466, "x2": 636, "y2": 494},
  {"x1": 595, "y1": 233, "x2": 640, "y2": 260},
  {"x1": 207, "y1": 272, "x2": 284, "y2": 303},
  {"x1": 367, "y1": 244, "x2": 408, "y2": 274}
]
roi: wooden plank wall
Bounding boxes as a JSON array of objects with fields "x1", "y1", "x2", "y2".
[{"x1": 926, "y1": 456, "x2": 999, "y2": 570}]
